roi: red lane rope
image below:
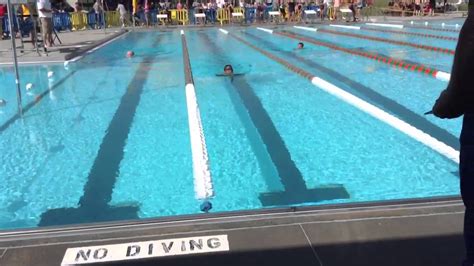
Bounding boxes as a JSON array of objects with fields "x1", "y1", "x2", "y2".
[
  {"x1": 276, "y1": 30, "x2": 441, "y2": 78},
  {"x1": 318, "y1": 28, "x2": 455, "y2": 55},
  {"x1": 405, "y1": 25, "x2": 460, "y2": 33},
  {"x1": 362, "y1": 27, "x2": 458, "y2": 41}
]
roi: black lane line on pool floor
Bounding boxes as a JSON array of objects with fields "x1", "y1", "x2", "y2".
[
  {"x1": 39, "y1": 36, "x2": 163, "y2": 227},
  {"x1": 182, "y1": 31, "x2": 194, "y2": 84},
  {"x1": 200, "y1": 32, "x2": 349, "y2": 206},
  {"x1": 0, "y1": 71, "x2": 76, "y2": 134},
  {"x1": 244, "y1": 31, "x2": 460, "y2": 152}
]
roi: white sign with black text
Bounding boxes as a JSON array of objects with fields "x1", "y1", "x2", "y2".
[{"x1": 61, "y1": 234, "x2": 229, "y2": 265}]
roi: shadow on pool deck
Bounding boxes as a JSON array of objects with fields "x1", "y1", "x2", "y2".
[{"x1": 109, "y1": 234, "x2": 464, "y2": 266}]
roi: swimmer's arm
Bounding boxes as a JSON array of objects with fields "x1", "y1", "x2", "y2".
[{"x1": 215, "y1": 73, "x2": 245, "y2": 77}]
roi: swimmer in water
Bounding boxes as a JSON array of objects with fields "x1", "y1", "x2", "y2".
[
  {"x1": 216, "y1": 64, "x2": 245, "y2": 81},
  {"x1": 297, "y1": 42, "x2": 304, "y2": 49},
  {"x1": 0, "y1": 99, "x2": 6, "y2": 107},
  {"x1": 224, "y1": 64, "x2": 233, "y2": 75}
]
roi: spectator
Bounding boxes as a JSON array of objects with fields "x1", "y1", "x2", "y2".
[
  {"x1": 334, "y1": 0, "x2": 341, "y2": 19},
  {"x1": 74, "y1": 1, "x2": 82, "y2": 12},
  {"x1": 429, "y1": 0, "x2": 436, "y2": 15},
  {"x1": 348, "y1": 0, "x2": 357, "y2": 21},
  {"x1": 0, "y1": 4, "x2": 7, "y2": 39},
  {"x1": 288, "y1": 0, "x2": 295, "y2": 20},
  {"x1": 37, "y1": 0, "x2": 53, "y2": 47},
  {"x1": 144, "y1": 0, "x2": 151, "y2": 27},
  {"x1": 93, "y1": 0, "x2": 103, "y2": 29},
  {"x1": 117, "y1": 1, "x2": 128, "y2": 27}
]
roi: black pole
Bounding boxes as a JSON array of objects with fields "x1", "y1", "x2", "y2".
[{"x1": 7, "y1": 0, "x2": 23, "y2": 116}]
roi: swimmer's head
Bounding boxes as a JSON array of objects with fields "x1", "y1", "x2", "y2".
[
  {"x1": 297, "y1": 42, "x2": 304, "y2": 49},
  {"x1": 0, "y1": 98, "x2": 6, "y2": 107},
  {"x1": 224, "y1": 64, "x2": 234, "y2": 75},
  {"x1": 126, "y1": 51, "x2": 135, "y2": 58}
]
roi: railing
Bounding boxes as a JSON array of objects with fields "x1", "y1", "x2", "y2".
[
  {"x1": 70, "y1": 12, "x2": 88, "y2": 30},
  {"x1": 3, "y1": 6, "x2": 390, "y2": 34},
  {"x1": 217, "y1": 8, "x2": 230, "y2": 25},
  {"x1": 176, "y1": 9, "x2": 189, "y2": 25},
  {"x1": 53, "y1": 12, "x2": 71, "y2": 31},
  {"x1": 105, "y1": 11, "x2": 121, "y2": 28}
]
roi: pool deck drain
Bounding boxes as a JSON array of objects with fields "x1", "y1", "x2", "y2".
[{"x1": 0, "y1": 198, "x2": 464, "y2": 266}]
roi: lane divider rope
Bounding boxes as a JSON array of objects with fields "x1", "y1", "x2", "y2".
[
  {"x1": 256, "y1": 28, "x2": 451, "y2": 82},
  {"x1": 405, "y1": 24, "x2": 460, "y2": 33},
  {"x1": 181, "y1": 30, "x2": 214, "y2": 200},
  {"x1": 315, "y1": 28, "x2": 455, "y2": 55},
  {"x1": 362, "y1": 27, "x2": 458, "y2": 41},
  {"x1": 222, "y1": 30, "x2": 459, "y2": 163},
  {"x1": 256, "y1": 27, "x2": 274, "y2": 34},
  {"x1": 366, "y1": 23, "x2": 404, "y2": 29},
  {"x1": 329, "y1": 24, "x2": 361, "y2": 30},
  {"x1": 294, "y1": 26, "x2": 318, "y2": 32}
]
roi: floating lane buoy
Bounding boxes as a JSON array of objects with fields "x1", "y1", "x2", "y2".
[{"x1": 200, "y1": 201, "x2": 212, "y2": 213}]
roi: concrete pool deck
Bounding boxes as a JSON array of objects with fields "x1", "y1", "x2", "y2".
[
  {"x1": 0, "y1": 29, "x2": 125, "y2": 65},
  {"x1": 0, "y1": 198, "x2": 465, "y2": 266}
]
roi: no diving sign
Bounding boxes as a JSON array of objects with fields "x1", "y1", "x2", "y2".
[{"x1": 61, "y1": 235, "x2": 229, "y2": 265}]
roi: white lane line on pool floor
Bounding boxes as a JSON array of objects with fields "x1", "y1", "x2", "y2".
[
  {"x1": 219, "y1": 28, "x2": 229, "y2": 34},
  {"x1": 329, "y1": 24, "x2": 361, "y2": 30},
  {"x1": 185, "y1": 83, "x2": 214, "y2": 199},
  {"x1": 293, "y1": 26, "x2": 318, "y2": 32},
  {"x1": 311, "y1": 77, "x2": 459, "y2": 163},
  {"x1": 366, "y1": 23, "x2": 404, "y2": 29},
  {"x1": 257, "y1": 27, "x2": 273, "y2": 34}
]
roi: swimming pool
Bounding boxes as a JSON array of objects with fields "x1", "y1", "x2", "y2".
[{"x1": 0, "y1": 18, "x2": 464, "y2": 230}]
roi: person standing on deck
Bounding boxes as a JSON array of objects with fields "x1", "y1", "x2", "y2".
[
  {"x1": 93, "y1": 0, "x2": 103, "y2": 29},
  {"x1": 117, "y1": 1, "x2": 128, "y2": 27},
  {"x1": 430, "y1": 2, "x2": 474, "y2": 265},
  {"x1": 37, "y1": 0, "x2": 53, "y2": 47},
  {"x1": 144, "y1": 0, "x2": 151, "y2": 27}
]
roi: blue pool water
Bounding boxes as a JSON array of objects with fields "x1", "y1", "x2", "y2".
[{"x1": 0, "y1": 19, "x2": 463, "y2": 230}]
